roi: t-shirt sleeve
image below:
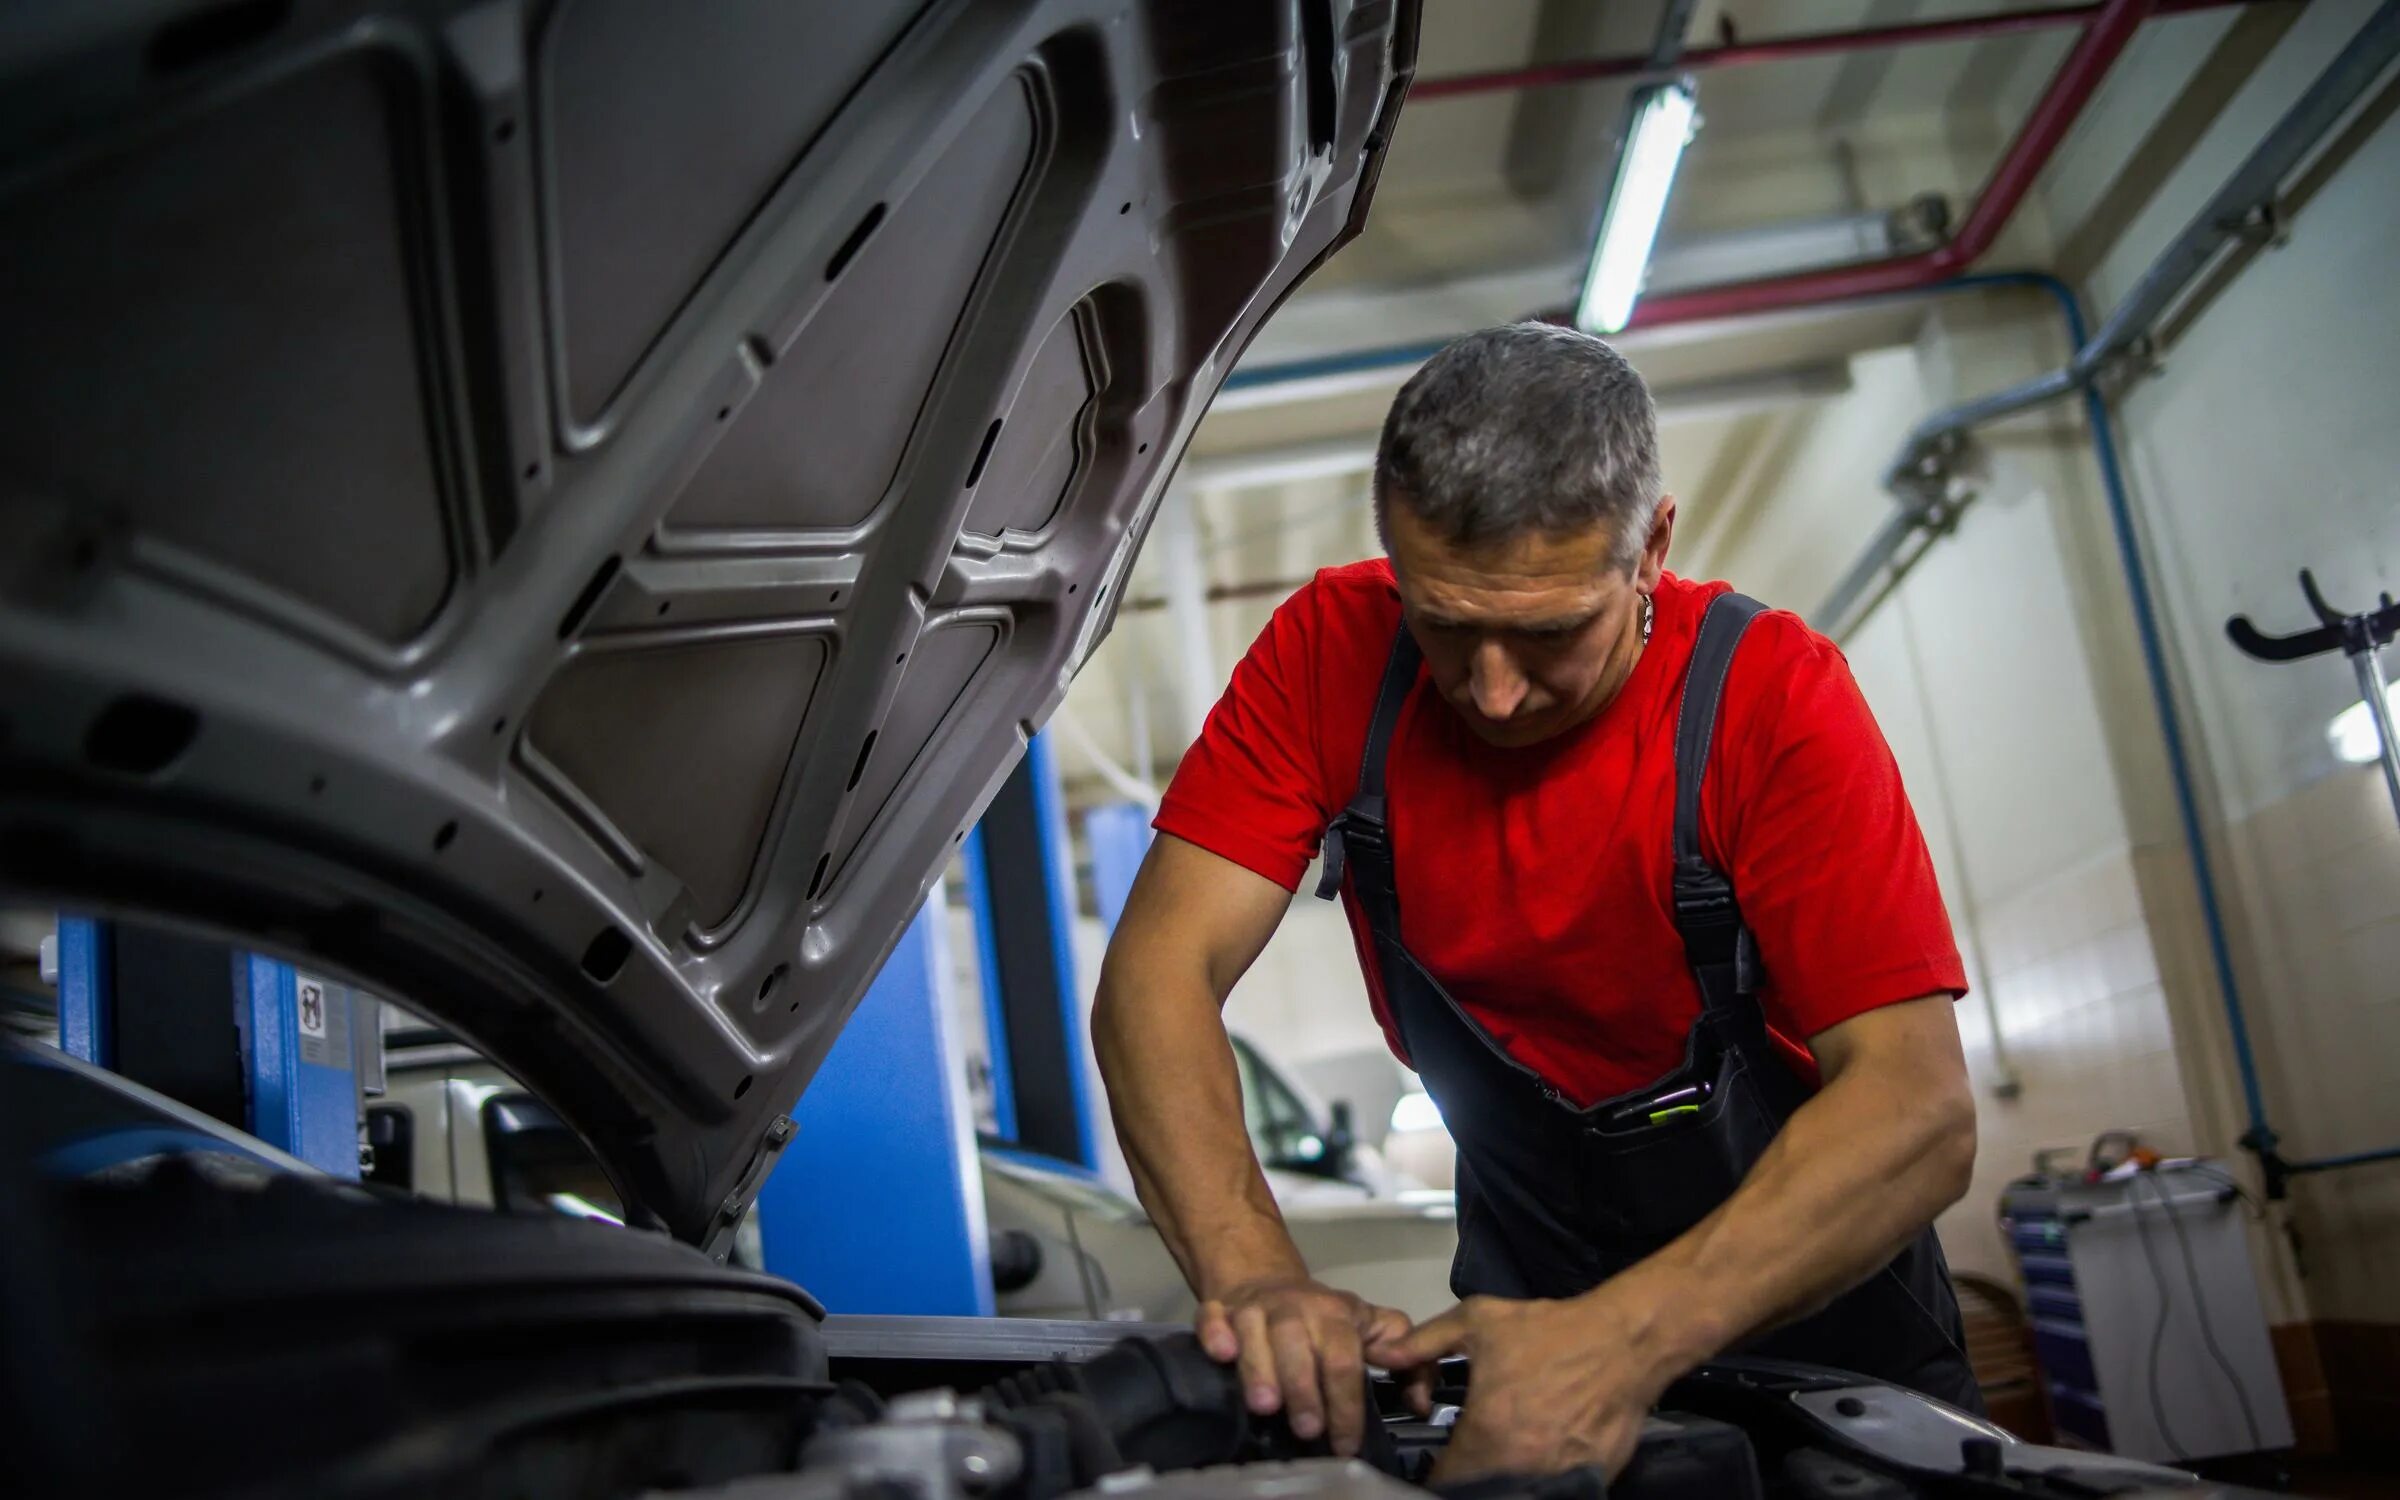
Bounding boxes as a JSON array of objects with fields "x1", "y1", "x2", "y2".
[
  {"x1": 1153, "y1": 581, "x2": 1340, "y2": 893},
  {"x1": 1712, "y1": 617, "x2": 1969, "y2": 1042}
]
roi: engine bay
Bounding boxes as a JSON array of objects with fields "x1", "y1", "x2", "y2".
[{"x1": 0, "y1": 1145, "x2": 2267, "y2": 1500}]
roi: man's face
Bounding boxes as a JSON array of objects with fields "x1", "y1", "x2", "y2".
[{"x1": 1385, "y1": 496, "x2": 1673, "y2": 748}]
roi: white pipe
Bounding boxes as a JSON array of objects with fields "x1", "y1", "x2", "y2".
[
  {"x1": 1179, "y1": 437, "x2": 1379, "y2": 493},
  {"x1": 1157, "y1": 489, "x2": 1218, "y2": 746},
  {"x1": 1895, "y1": 587, "x2": 2021, "y2": 1099},
  {"x1": 1124, "y1": 652, "x2": 1154, "y2": 791},
  {"x1": 1049, "y1": 706, "x2": 1161, "y2": 810},
  {"x1": 1228, "y1": 259, "x2": 1583, "y2": 384}
]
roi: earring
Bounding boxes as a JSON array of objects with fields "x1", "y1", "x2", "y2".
[{"x1": 1640, "y1": 594, "x2": 1655, "y2": 643}]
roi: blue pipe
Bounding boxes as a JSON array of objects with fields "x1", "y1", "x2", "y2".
[
  {"x1": 2287, "y1": 1143, "x2": 2400, "y2": 1176},
  {"x1": 1862, "y1": 271, "x2": 2400, "y2": 1186},
  {"x1": 1807, "y1": 269, "x2": 2296, "y2": 1177},
  {"x1": 1220, "y1": 338, "x2": 1454, "y2": 390},
  {"x1": 1771, "y1": 268, "x2": 2285, "y2": 1171},
  {"x1": 1946, "y1": 274, "x2": 2276, "y2": 1157}
]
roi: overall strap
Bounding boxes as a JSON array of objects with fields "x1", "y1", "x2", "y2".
[
  {"x1": 1672, "y1": 593, "x2": 1769, "y2": 1020},
  {"x1": 1314, "y1": 623, "x2": 1421, "y2": 908}
]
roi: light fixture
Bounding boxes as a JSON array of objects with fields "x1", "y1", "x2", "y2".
[
  {"x1": 1576, "y1": 80, "x2": 1700, "y2": 336},
  {"x1": 2327, "y1": 680, "x2": 2400, "y2": 764},
  {"x1": 1389, "y1": 1090, "x2": 1445, "y2": 1135}
]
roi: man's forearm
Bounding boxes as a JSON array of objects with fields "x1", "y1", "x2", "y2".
[
  {"x1": 1593, "y1": 1003, "x2": 1977, "y2": 1378},
  {"x1": 1093, "y1": 973, "x2": 1305, "y2": 1296}
]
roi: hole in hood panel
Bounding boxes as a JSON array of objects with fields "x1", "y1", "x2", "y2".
[
  {"x1": 960, "y1": 308, "x2": 1097, "y2": 540},
  {"x1": 661, "y1": 79, "x2": 1038, "y2": 535},
  {"x1": 525, "y1": 630, "x2": 831, "y2": 928},
  {"x1": 827, "y1": 618, "x2": 1001, "y2": 891}
]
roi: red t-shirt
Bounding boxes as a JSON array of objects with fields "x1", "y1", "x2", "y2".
[{"x1": 1154, "y1": 561, "x2": 1965, "y2": 1106}]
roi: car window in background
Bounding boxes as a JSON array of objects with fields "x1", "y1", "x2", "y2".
[
  {"x1": 1231, "y1": 1036, "x2": 1326, "y2": 1172},
  {"x1": 482, "y1": 1093, "x2": 625, "y2": 1223}
]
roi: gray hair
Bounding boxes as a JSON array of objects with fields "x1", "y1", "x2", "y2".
[{"x1": 1372, "y1": 322, "x2": 1663, "y2": 569}]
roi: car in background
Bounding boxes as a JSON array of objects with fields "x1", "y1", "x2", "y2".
[
  {"x1": 373, "y1": 1026, "x2": 1456, "y2": 1322},
  {"x1": 1231, "y1": 1031, "x2": 1415, "y2": 1202}
]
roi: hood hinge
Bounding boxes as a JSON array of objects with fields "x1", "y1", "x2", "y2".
[{"x1": 701, "y1": 1113, "x2": 795, "y2": 1262}]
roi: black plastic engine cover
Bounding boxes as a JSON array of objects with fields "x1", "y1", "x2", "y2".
[
  {"x1": 1616, "y1": 1413, "x2": 1768, "y2": 1500},
  {"x1": 25, "y1": 1157, "x2": 828, "y2": 1497},
  {"x1": 985, "y1": 1332, "x2": 1408, "y2": 1476}
]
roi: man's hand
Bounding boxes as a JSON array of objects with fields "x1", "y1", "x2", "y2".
[
  {"x1": 1368, "y1": 1282, "x2": 1688, "y2": 1483},
  {"x1": 1095, "y1": 840, "x2": 1423, "y2": 1455},
  {"x1": 1368, "y1": 999, "x2": 1978, "y2": 1482},
  {"x1": 1197, "y1": 1275, "x2": 1422, "y2": 1455}
]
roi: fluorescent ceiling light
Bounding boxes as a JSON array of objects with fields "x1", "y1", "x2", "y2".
[
  {"x1": 2328, "y1": 681, "x2": 2400, "y2": 764},
  {"x1": 1577, "y1": 81, "x2": 1699, "y2": 337}
]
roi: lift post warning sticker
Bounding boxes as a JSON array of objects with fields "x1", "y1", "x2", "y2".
[{"x1": 294, "y1": 971, "x2": 351, "y2": 1068}]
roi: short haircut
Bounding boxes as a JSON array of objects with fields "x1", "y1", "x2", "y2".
[{"x1": 1373, "y1": 322, "x2": 1663, "y2": 568}]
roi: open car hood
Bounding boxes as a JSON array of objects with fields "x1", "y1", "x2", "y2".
[{"x1": 0, "y1": 0, "x2": 1417, "y2": 1245}]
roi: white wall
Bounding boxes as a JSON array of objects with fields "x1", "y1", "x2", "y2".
[
  {"x1": 2086, "y1": 17, "x2": 2400, "y2": 1326},
  {"x1": 1683, "y1": 302, "x2": 2216, "y2": 1289},
  {"x1": 1690, "y1": 0, "x2": 2400, "y2": 1345}
]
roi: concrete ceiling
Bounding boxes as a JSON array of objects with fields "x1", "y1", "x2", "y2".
[
  {"x1": 1049, "y1": 0, "x2": 2275, "y2": 803},
  {"x1": 1315, "y1": 0, "x2": 2070, "y2": 296}
]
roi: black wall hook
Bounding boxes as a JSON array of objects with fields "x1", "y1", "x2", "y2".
[
  {"x1": 2227, "y1": 567, "x2": 2400, "y2": 827},
  {"x1": 2226, "y1": 568, "x2": 2399, "y2": 663}
]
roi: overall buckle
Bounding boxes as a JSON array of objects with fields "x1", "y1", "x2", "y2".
[
  {"x1": 1314, "y1": 799, "x2": 1388, "y2": 901},
  {"x1": 1671, "y1": 862, "x2": 1743, "y2": 968}
]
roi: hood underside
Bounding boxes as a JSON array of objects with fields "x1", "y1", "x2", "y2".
[{"x1": 0, "y1": 0, "x2": 1417, "y2": 1243}]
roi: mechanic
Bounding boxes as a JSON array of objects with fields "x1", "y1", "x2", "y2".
[{"x1": 1091, "y1": 323, "x2": 1982, "y2": 1480}]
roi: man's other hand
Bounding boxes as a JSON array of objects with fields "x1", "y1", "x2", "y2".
[
  {"x1": 1368, "y1": 1288, "x2": 1676, "y2": 1482},
  {"x1": 1196, "y1": 1276, "x2": 1421, "y2": 1455}
]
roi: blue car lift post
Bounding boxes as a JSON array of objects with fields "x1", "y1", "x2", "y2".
[
  {"x1": 754, "y1": 733, "x2": 1104, "y2": 1313},
  {"x1": 1081, "y1": 801, "x2": 1152, "y2": 937},
  {"x1": 963, "y1": 734, "x2": 1100, "y2": 1170},
  {"x1": 52, "y1": 918, "x2": 364, "y2": 1179}
]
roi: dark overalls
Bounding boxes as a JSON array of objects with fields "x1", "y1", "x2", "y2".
[{"x1": 1314, "y1": 593, "x2": 1982, "y2": 1409}]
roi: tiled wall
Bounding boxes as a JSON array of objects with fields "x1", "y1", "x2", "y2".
[
  {"x1": 2209, "y1": 774, "x2": 2400, "y2": 1324},
  {"x1": 1938, "y1": 848, "x2": 2202, "y2": 1282}
]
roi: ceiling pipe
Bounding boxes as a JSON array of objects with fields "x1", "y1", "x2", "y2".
[
  {"x1": 1154, "y1": 489, "x2": 1218, "y2": 747},
  {"x1": 1839, "y1": 0, "x2": 2400, "y2": 631},
  {"x1": 1225, "y1": 0, "x2": 2194, "y2": 392},
  {"x1": 1624, "y1": 0, "x2": 2158, "y2": 328},
  {"x1": 1411, "y1": 0, "x2": 2265, "y2": 100}
]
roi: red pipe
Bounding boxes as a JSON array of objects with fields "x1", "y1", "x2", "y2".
[
  {"x1": 1413, "y1": 0, "x2": 2248, "y2": 100},
  {"x1": 1623, "y1": 0, "x2": 2157, "y2": 328}
]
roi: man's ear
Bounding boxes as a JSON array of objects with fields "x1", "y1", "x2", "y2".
[{"x1": 1635, "y1": 496, "x2": 1676, "y2": 592}]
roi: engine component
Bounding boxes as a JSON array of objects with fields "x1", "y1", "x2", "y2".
[
  {"x1": 1068, "y1": 1460, "x2": 1425, "y2": 1500},
  {"x1": 984, "y1": 1333, "x2": 1402, "y2": 1476},
  {"x1": 992, "y1": 1229, "x2": 1046, "y2": 1294},
  {"x1": 1424, "y1": 1413, "x2": 1764, "y2": 1500},
  {"x1": 801, "y1": 1391, "x2": 1028, "y2": 1500}
]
